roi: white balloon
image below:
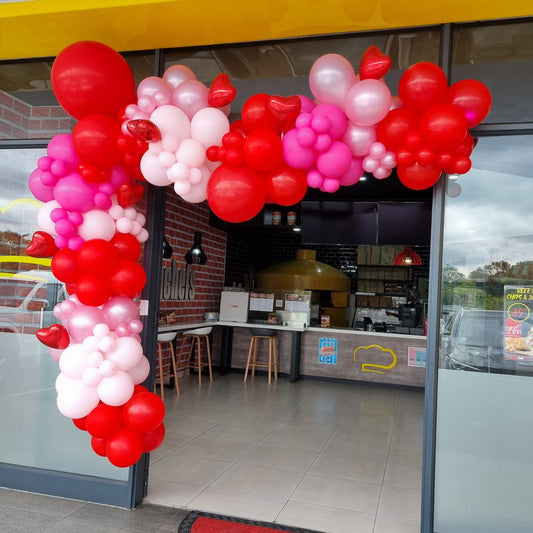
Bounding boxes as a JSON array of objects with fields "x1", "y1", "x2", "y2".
[
  {"x1": 56, "y1": 378, "x2": 100, "y2": 419},
  {"x1": 140, "y1": 151, "x2": 171, "y2": 187},
  {"x1": 36, "y1": 200, "x2": 61, "y2": 235},
  {"x1": 191, "y1": 107, "x2": 230, "y2": 148},
  {"x1": 150, "y1": 104, "x2": 191, "y2": 139},
  {"x1": 97, "y1": 371, "x2": 134, "y2": 406}
]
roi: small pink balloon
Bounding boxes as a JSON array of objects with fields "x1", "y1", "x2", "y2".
[
  {"x1": 321, "y1": 177, "x2": 340, "y2": 193},
  {"x1": 128, "y1": 355, "x2": 151, "y2": 384},
  {"x1": 316, "y1": 141, "x2": 352, "y2": 179},
  {"x1": 29, "y1": 169, "x2": 54, "y2": 202},
  {"x1": 137, "y1": 76, "x2": 173, "y2": 101},
  {"x1": 307, "y1": 169, "x2": 324, "y2": 188},
  {"x1": 342, "y1": 122, "x2": 377, "y2": 157},
  {"x1": 282, "y1": 129, "x2": 316, "y2": 169},
  {"x1": 49, "y1": 348, "x2": 63, "y2": 362},
  {"x1": 102, "y1": 296, "x2": 139, "y2": 330},
  {"x1": 171, "y1": 80, "x2": 209, "y2": 120},
  {"x1": 54, "y1": 172, "x2": 97, "y2": 213},
  {"x1": 77, "y1": 209, "x2": 116, "y2": 241},
  {"x1": 298, "y1": 95, "x2": 315, "y2": 113},
  {"x1": 312, "y1": 104, "x2": 347, "y2": 139},
  {"x1": 369, "y1": 142, "x2": 387, "y2": 159},
  {"x1": 339, "y1": 157, "x2": 364, "y2": 186},
  {"x1": 66, "y1": 306, "x2": 107, "y2": 343},
  {"x1": 373, "y1": 167, "x2": 392, "y2": 180}
]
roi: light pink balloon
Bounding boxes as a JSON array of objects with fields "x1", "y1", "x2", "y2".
[
  {"x1": 339, "y1": 157, "x2": 364, "y2": 186},
  {"x1": 140, "y1": 151, "x2": 170, "y2": 186},
  {"x1": 102, "y1": 296, "x2": 138, "y2": 329},
  {"x1": 282, "y1": 129, "x2": 316, "y2": 169},
  {"x1": 77, "y1": 209, "x2": 116, "y2": 241},
  {"x1": 171, "y1": 80, "x2": 209, "y2": 120},
  {"x1": 177, "y1": 138, "x2": 206, "y2": 168},
  {"x1": 56, "y1": 378, "x2": 100, "y2": 419},
  {"x1": 342, "y1": 122, "x2": 377, "y2": 157},
  {"x1": 29, "y1": 169, "x2": 54, "y2": 202},
  {"x1": 129, "y1": 355, "x2": 151, "y2": 384},
  {"x1": 66, "y1": 306, "x2": 107, "y2": 343},
  {"x1": 163, "y1": 64, "x2": 197, "y2": 88},
  {"x1": 53, "y1": 172, "x2": 97, "y2": 213},
  {"x1": 309, "y1": 53, "x2": 357, "y2": 108},
  {"x1": 179, "y1": 165, "x2": 210, "y2": 204},
  {"x1": 37, "y1": 200, "x2": 61, "y2": 235},
  {"x1": 373, "y1": 167, "x2": 392, "y2": 180},
  {"x1": 316, "y1": 141, "x2": 352, "y2": 179},
  {"x1": 59, "y1": 344, "x2": 88, "y2": 379},
  {"x1": 106, "y1": 336, "x2": 143, "y2": 371},
  {"x1": 97, "y1": 371, "x2": 134, "y2": 406},
  {"x1": 190, "y1": 107, "x2": 230, "y2": 148},
  {"x1": 49, "y1": 348, "x2": 63, "y2": 362},
  {"x1": 344, "y1": 79, "x2": 392, "y2": 127},
  {"x1": 150, "y1": 105, "x2": 191, "y2": 139},
  {"x1": 137, "y1": 76, "x2": 173, "y2": 101}
]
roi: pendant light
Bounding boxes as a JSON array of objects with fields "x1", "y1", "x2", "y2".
[
  {"x1": 162, "y1": 236, "x2": 174, "y2": 259},
  {"x1": 185, "y1": 231, "x2": 208, "y2": 265},
  {"x1": 394, "y1": 246, "x2": 422, "y2": 266}
]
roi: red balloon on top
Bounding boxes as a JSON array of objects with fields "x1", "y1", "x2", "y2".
[{"x1": 51, "y1": 41, "x2": 136, "y2": 120}]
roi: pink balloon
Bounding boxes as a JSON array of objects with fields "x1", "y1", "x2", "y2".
[
  {"x1": 29, "y1": 169, "x2": 55, "y2": 202},
  {"x1": 59, "y1": 344, "x2": 88, "y2": 379},
  {"x1": 53, "y1": 172, "x2": 97, "y2": 213},
  {"x1": 47, "y1": 134, "x2": 80, "y2": 169},
  {"x1": 128, "y1": 355, "x2": 151, "y2": 384},
  {"x1": 190, "y1": 107, "x2": 230, "y2": 148},
  {"x1": 77, "y1": 209, "x2": 116, "y2": 241},
  {"x1": 49, "y1": 348, "x2": 63, "y2": 362},
  {"x1": 37, "y1": 200, "x2": 61, "y2": 235},
  {"x1": 309, "y1": 53, "x2": 358, "y2": 108},
  {"x1": 97, "y1": 371, "x2": 134, "y2": 406},
  {"x1": 312, "y1": 104, "x2": 347, "y2": 139},
  {"x1": 102, "y1": 296, "x2": 139, "y2": 329},
  {"x1": 106, "y1": 336, "x2": 143, "y2": 371},
  {"x1": 163, "y1": 64, "x2": 197, "y2": 88},
  {"x1": 307, "y1": 170, "x2": 324, "y2": 188},
  {"x1": 179, "y1": 165, "x2": 210, "y2": 204},
  {"x1": 344, "y1": 79, "x2": 392, "y2": 127},
  {"x1": 56, "y1": 379, "x2": 100, "y2": 419},
  {"x1": 66, "y1": 306, "x2": 107, "y2": 343},
  {"x1": 150, "y1": 105, "x2": 191, "y2": 138},
  {"x1": 316, "y1": 141, "x2": 352, "y2": 179},
  {"x1": 321, "y1": 178, "x2": 340, "y2": 193},
  {"x1": 171, "y1": 80, "x2": 209, "y2": 119},
  {"x1": 342, "y1": 122, "x2": 377, "y2": 157},
  {"x1": 282, "y1": 129, "x2": 316, "y2": 169},
  {"x1": 339, "y1": 157, "x2": 364, "y2": 186},
  {"x1": 140, "y1": 152, "x2": 170, "y2": 186},
  {"x1": 137, "y1": 76, "x2": 173, "y2": 103},
  {"x1": 298, "y1": 95, "x2": 315, "y2": 113}
]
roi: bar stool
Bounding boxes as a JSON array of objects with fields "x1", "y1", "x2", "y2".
[
  {"x1": 155, "y1": 331, "x2": 180, "y2": 400},
  {"x1": 179, "y1": 327, "x2": 213, "y2": 384},
  {"x1": 244, "y1": 328, "x2": 278, "y2": 383}
]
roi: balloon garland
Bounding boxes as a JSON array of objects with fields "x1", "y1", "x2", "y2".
[{"x1": 24, "y1": 40, "x2": 491, "y2": 467}]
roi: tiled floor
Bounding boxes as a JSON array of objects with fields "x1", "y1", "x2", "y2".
[{"x1": 0, "y1": 373, "x2": 424, "y2": 533}]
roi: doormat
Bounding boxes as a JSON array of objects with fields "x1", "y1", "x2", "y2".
[{"x1": 178, "y1": 511, "x2": 323, "y2": 533}]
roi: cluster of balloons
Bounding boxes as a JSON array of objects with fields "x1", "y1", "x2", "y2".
[
  {"x1": 26, "y1": 41, "x2": 165, "y2": 468},
  {"x1": 24, "y1": 40, "x2": 492, "y2": 466}
]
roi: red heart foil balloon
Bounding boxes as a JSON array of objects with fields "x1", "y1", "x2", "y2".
[
  {"x1": 126, "y1": 119, "x2": 161, "y2": 142},
  {"x1": 268, "y1": 95, "x2": 301, "y2": 132},
  {"x1": 208, "y1": 73, "x2": 237, "y2": 108},
  {"x1": 117, "y1": 182, "x2": 145, "y2": 208},
  {"x1": 25, "y1": 231, "x2": 59, "y2": 258},
  {"x1": 359, "y1": 46, "x2": 392, "y2": 80},
  {"x1": 36, "y1": 323, "x2": 70, "y2": 350}
]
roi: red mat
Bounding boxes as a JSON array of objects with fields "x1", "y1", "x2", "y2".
[{"x1": 179, "y1": 511, "x2": 322, "y2": 533}]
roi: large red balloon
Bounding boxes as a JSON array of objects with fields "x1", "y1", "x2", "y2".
[
  {"x1": 51, "y1": 248, "x2": 80, "y2": 283},
  {"x1": 397, "y1": 162, "x2": 442, "y2": 190},
  {"x1": 377, "y1": 108, "x2": 419, "y2": 152},
  {"x1": 51, "y1": 41, "x2": 136, "y2": 120},
  {"x1": 78, "y1": 239, "x2": 118, "y2": 276},
  {"x1": 86, "y1": 404, "x2": 123, "y2": 439},
  {"x1": 420, "y1": 103, "x2": 468, "y2": 152},
  {"x1": 76, "y1": 274, "x2": 112, "y2": 306},
  {"x1": 122, "y1": 392, "x2": 165, "y2": 434},
  {"x1": 446, "y1": 79, "x2": 491, "y2": 128},
  {"x1": 399, "y1": 62, "x2": 448, "y2": 115},
  {"x1": 72, "y1": 115, "x2": 122, "y2": 168},
  {"x1": 106, "y1": 428, "x2": 144, "y2": 468},
  {"x1": 241, "y1": 94, "x2": 280, "y2": 133},
  {"x1": 110, "y1": 260, "x2": 147, "y2": 297},
  {"x1": 243, "y1": 129, "x2": 283, "y2": 172},
  {"x1": 110, "y1": 233, "x2": 142, "y2": 262},
  {"x1": 142, "y1": 423, "x2": 166, "y2": 453},
  {"x1": 207, "y1": 165, "x2": 267, "y2": 223},
  {"x1": 266, "y1": 164, "x2": 308, "y2": 206}
]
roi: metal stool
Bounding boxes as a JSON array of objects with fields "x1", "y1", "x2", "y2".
[
  {"x1": 155, "y1": 331, "x2": 180, "y2": 399},
  {"x1": 179, "y1": 327, "x2": 213, "y2": 384},
  {"x1": 244, "y1": 328, "x2": 278, "y2": 383}
]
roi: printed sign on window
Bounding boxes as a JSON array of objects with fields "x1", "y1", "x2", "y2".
[{"x1": 319, "y1": 337, "x2": 337, "y2": 364}]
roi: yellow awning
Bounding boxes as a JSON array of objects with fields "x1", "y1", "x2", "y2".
[{"x1": 1, "y1": 0, "x2": 531, "y2": 60}]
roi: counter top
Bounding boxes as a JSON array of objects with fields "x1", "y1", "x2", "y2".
[
  {"x1": 158, "y1": 320, "x2": 306, "y2": 333},
  {"x1": 306, "y1": 326, "x2": 427, "y2": 339}
]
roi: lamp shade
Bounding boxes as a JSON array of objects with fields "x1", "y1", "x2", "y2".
[
  {"x1": 394, "y1": 246, "x2": 422, "y2": 266},
  {"x1": 185, "y1": 231, "x2": 208, "y2": 265}
]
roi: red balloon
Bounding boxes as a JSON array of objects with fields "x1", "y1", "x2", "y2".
[
  {"x1": 397, "y1": 162, "x2": 442, "y2": 190},
  {"x1": 106, "y1": 427, "x2": 144, "y2": 467},
  {"x1": 453, "y1": 155, "x2": 472, "y2": 174},
  {"x1": 454, "y1": 132, "x2": 475, "y2": 157},
  {"x1": 91, "y1": 436, "x2": 108, "y2": 457},
  {"x1": 86, "y1": 403, "x2": 123, "y2": 439},
  {"x1": 399, "y1": 62, "x2": 448, "y2": 115},
  {"x1": 72, "y1": 114, "x2": 122, "y2": 168},
  {"x1": 436, "y1": 152, "x2": 456, "y2": 173},
  {"x1": 243, "y1": 129, "x2": 283, "y2": 172},
  {"x1": 207, "y1": 164, "x2": 267, "y2": 223},
  {"x1": 416, "y1": 147, "x2": 436, "y2": 166},
  {"x1": 78, "y1": 239, "x2": 118, "y2": 276},
  {"x1": 266, "y1": 164, "x2": 308, "y2": 206},
  {"x1": 420, "y1": 103, "x2": 468, "y2": 152},
  {"x1": 76, "y1": 274, "x2": 112, "y2": 306},
  {"x1": 73, "y1": 417, "x2": 87, "y2": 431},
  {"x1": 142, "y1": 423, "x2": 166, "y2": 453},
  {"x1": 241, "y1": 94, "x2": 280, "y2": 133},
  {"x1": 110, "y1": 233, "x2": 142, "y2": 262},
  {"x1": 395, "y1": 148, "x2": 416, "y2": 167},
  {"x1": 377, "y1": 108, "x2": 419, "y2": 151},
  {"x1": 51, "y1": 248, "x2": 80, "y2": 283},
  {"x1": 446, "y1": 79, "x2": 491, "y2": 127},
  {"x1": 110, "y1": 260, "x2": 147, "y2": 297},
  {"x1": 51, "y1": 41, "x2": 136, "y2": 120},
  {"x1": 122, "y1": 392, "x2": 165, "y2": 434}
]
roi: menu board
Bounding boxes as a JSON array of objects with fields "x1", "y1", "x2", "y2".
[
  {"x1": 504, "y1": 285, "x2": 533, "y2": 361},
  {"x1": 249, "y1": 292, "x2": 274, "y2": 312}
]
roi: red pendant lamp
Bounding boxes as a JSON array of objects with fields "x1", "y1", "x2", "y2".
[{"x1": 394, "y1": 246, "x2": 422, "y2": 266}]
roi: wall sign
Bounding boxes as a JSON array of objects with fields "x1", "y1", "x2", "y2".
[
  {"x1": 319, "y1": 338, "x2": 337, "y2": 364},
  {"x1": 160, "y1": 261, "x2": 196, "y2": 300}
]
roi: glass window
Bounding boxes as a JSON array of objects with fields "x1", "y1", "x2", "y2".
[
  {"x1": 452, "y1": 19, "x2": 533, "y2": 124},
  {"x1": 434, "y1": 134, "x2": 533, "y2": 532}
]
